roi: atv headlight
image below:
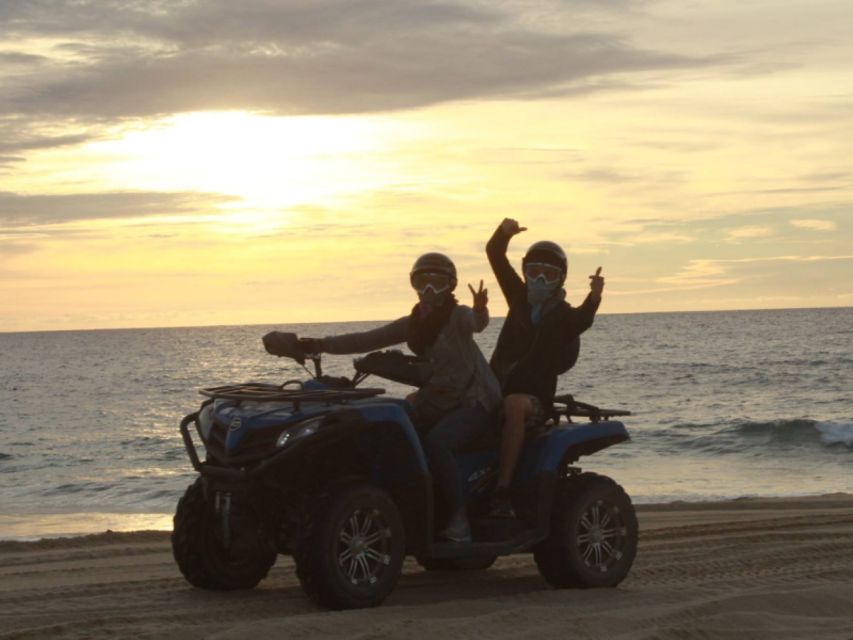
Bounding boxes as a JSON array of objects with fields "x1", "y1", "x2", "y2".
[{"x1": 277, "y1": 417, "x2": 324, "y2": 448}]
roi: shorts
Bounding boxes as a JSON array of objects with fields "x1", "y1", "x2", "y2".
[{"x1": 523, "y1": 395, "x2": 547, "y2": 433}]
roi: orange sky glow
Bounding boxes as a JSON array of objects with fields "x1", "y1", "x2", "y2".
[{"x1": 1, "y1": 0, "x2": 851, "y2": 331}]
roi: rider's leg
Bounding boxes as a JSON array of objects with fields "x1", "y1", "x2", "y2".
[
  {"x1": 497, "y1": 394, "x2": 534, "y2": 488},
  {"x1": 423, "y1": 403, "x2": 490, "y2": 542},
  {"x1": 490, "y1": 394, "x2": 536, "y2": 517}
]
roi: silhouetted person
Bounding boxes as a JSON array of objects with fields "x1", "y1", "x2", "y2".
[
  {"x1": 486, "y1": 218, "x2": 604, "y2": 517},
  {"x1": 263, "y1": 253, "x2": 501, "y2": 542}
]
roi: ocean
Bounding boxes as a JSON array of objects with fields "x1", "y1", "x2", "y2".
[{"x1": 1, "y1": 307, "x2": 851, "y2": 540}]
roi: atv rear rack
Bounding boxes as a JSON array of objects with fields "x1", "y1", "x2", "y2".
[
  {"x1": 200, "y1": 382, "x2": 385, "y2": 409},
  {"x1": 553, "y1": 394, "x2": 631, "y2": 423}
]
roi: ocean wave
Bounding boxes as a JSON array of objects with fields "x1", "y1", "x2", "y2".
[
  {"x1": 42, "y1": 481, "x2": 115, "y2": 496},
  {"x1": 0, "y1": 452, "x2": 11, "y2": 460},
  {"x1": 815, "y1": 421, "x2": 853, "y2": 447},
  {"x1": 734, "y1": 419, "x2": 853, "y2": 449},
  {"x1": 650, "y1": 419, "x2": 853, "y2": 454}
]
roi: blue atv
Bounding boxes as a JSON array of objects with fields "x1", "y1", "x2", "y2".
[{"x1": 172, "y1": 334, "x2": 637, "y2": 609}]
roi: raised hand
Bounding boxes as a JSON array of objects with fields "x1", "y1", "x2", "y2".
[
  {"x1": 499, "y1": 218, "x2": 527, "y2": 237},
  {"x1": 468, "y1": 279, "x2": 488, "y2": 310},
  {"x1": 589, "y1": 266, "x2": 605, "y2": 298}
]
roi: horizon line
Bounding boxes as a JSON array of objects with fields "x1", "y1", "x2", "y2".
[{"x1": 1, "y1": 304, "x2": 850, "y2": 335}]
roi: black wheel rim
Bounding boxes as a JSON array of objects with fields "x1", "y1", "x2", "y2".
[
  {"x1": 576, "y1": 498, "x2": 628, "y2": 573},
  {"x1": 337, "y1": 508, "x2": 393, "y2": 586}
]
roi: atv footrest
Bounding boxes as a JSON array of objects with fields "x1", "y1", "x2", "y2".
[
  {"x1": 470, "y1": 517, "x2": 529, "y2": 542},
  {"x1": 429, "y1": 529, "x2": 542, "y2": 559}
]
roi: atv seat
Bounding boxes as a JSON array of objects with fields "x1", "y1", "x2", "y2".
[
  {"x1": 456, "y1": 414, "x2": 556, "y2": 454},
  {"x1": 457, "y1": 424, "x2": 501, "y2": 453}
]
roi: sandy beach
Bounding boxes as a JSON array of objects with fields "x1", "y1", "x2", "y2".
[{"x1": 2, "y1": 494, "x2": 852, "y2": 640}]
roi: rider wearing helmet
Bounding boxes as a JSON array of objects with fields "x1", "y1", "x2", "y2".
[
  {"x1": 486, "y1": 218, "x2": 605, "y2": 517},
  {"x1": 263, "y1": 252, "x2": 501, "y2": 543}
]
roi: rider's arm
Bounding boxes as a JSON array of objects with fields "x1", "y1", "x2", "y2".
[
  {"x1": 565, "y1": 292, "x2": 601, "y2": 336},
  {"x1": 455, "y1": 304, "x2": 489, "y2": 336},
  {"x1": 486, "y1": 225, "x2": 525, "y2": 305},
  {"x1": 472, "y1": 304, "x2": 489, "y2": 333},
  {"x1": 317, "y1": 317, "x2": 409, "y2": 355}
]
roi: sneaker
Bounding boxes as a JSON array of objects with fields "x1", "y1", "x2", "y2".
[
  {"x1": 488, "y1": 487, "x2": 517, "y2": 519},
  {"x1": 439, "y1": 517, "x2": 472, "y2": 543}
]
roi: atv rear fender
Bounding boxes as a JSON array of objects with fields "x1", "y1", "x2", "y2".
[{"x1": 514, "y1": 421, "x2": 629, "y2": 484}]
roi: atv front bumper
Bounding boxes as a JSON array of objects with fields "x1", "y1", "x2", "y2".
[{"x1": 179, "y1": 410, "x2": 310, "y2": 481}]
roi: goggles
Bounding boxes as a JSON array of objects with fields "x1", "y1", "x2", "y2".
[
  {"x1": 524, "y1": 262, "x2": 563, "y2": 284},
  {"x1": 411, "y1": 272, "x2": 451, "y2": 293}
]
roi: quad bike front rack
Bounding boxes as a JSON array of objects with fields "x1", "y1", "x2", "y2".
[{"x1": 200, "y1": 382, "x2": 385, "y2": 411}]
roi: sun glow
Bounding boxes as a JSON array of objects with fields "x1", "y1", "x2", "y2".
[{"x1": 83, "y1": 112, "x2": 410, "y2": 212}]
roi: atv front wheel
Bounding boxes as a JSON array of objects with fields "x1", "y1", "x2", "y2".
[
  {"x1": 172, "y1": 479, "x2": 276, "y2": 590},
  {"x1": 294, "y1": 484, "x2": 406, "y2": 609},
  {"x1": 534, "y1": 472, "x2": 637, "y2": 588}
]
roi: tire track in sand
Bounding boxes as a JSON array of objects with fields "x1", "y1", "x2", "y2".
[{"x1": 1, "y1": 506, "x2": 852, "y2": 639}]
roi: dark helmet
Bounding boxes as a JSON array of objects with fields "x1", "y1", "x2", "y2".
[
  {"x1": 410, "y1": 252, "x2": 457, "y2": 291},
  {"x1": 523, "y1": 241, "x2": 568, "y2": 282}
]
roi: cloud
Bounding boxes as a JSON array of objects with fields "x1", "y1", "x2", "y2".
[
  {"x1": 790, "y1": 218, "x2": 837, "y2": 232},
  {"x1": 0, "y1": 240, "x2": 37, "y2": 259},
  {"x1": 563, "y1": 165, "x2": 688, "y2": 188},
  {"x1": 669, "y1": 254, "x2": 853, "y2": 280},
  {"x1": 0, "y1": 116, "x2": 102, "y2": 167},
  {"x1": 0, "y1": 154, "x2": 25, "y2": 167},
  {"x1": 656, "y1": 259, "x2": 736, "y2": 288},
  {"x1": 574, "y1": 168, "x2": 638, "y2": 183},
  {"x1": 617, "y1": 204, "x2": 848, "y2": 243},
  {"x1": 0, "y1": 190, "x2": 237, "y2": 227},
  {"x1": 0, "y1": 132, "x2": 92, "y2": 153},
  {"x1": 634, "y1": 253, "x2": 853, "y2": 295},
  {"x1": 801, "y1": 171, "x2": 850, "y2": 183},
  {"x1": 0, "y1": 51, "x2": 48, "y2": 66},
  {"x1": 0, "y1": 0, "x2": 707, "y2": 121},
  {"x1": 727, "y1": 225, "x2": 774, "y2": 240},
  {"x1": 708, "y1": 254, "x2": 853, "y2": 265}
]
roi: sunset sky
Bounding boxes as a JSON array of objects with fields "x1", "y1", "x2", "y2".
[{"x1": 1, "y1": 0, "x2": 851, "y2": 332}]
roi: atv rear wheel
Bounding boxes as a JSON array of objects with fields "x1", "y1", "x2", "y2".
[
  {"x1": 534, "y1": 472, "x2": 637, "y2": 588},
  {"x1": 418, "y1": 556, "x2": 497, "y2": 571},
  {"x1": 294, "y1": 484, "x2": 405, "y2": 609},
  {"x1": 172, "y1": 479, "x2": 276, "y2": 590}
]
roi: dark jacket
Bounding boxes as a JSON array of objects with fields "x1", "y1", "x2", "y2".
[{"x1": 486, "y1": 227, "x2": 600, "y2": 406}]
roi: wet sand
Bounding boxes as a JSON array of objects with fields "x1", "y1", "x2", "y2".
[{"x1": 2, "y1": 494, "x2": 852, "y2": 640}]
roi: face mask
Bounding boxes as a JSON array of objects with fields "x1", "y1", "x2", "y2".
[
  {"x1": 417, "y1": 284, "x2": 447, "y2": 307},
  {"x1": 526, "y1": 276, "x2": 559, "y2": 305}
]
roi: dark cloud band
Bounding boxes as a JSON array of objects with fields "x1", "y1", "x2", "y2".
[
  {"x1": 0, "y1": 0, "x2": 703, "y2": 120},
  {"x1": 0, "y1": 190, "x2": 236, "y2": 226}
]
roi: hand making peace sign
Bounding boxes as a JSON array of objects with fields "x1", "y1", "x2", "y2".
[{"x1": 469, "y1": 279, "x2": 488, "y2": 311}]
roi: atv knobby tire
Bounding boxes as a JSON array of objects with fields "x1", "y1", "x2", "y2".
[
  {"x1": 418, "y1": 556, "x2": 497, "y2": 571},
  {"x1": 294, "y1": 484, "x2": 405, "y2": 609},
  {"x1": 172, "y1": 479, "x2": 276, "y2": 590},
  {"x1": 534, "y1": 472, "x2": 637, "y2": 588}
]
